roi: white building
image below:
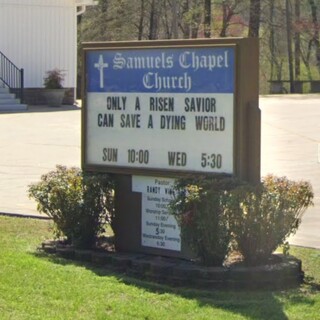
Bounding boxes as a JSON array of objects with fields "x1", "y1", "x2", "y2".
[{"x1": 0, "y1": 0, "x2": 97, "y2": 104}]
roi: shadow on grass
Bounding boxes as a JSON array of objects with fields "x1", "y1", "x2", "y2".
[
  {"x1": 31, "y1": 250, "x2": 317, "y2": 320},
  {"x1": 304, "y1": 275, "x2": 320, "y2": 293}
]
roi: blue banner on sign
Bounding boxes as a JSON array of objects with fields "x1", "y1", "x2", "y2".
[{"x1": 86, "y1": 47, "x2": 234, "y2": 94}]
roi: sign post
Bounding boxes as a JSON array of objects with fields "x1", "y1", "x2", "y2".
[{"x1": 82, "y1": 38, "x2": 260, "y2": 258}]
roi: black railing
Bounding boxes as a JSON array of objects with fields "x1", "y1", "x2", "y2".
[{"x1": 0, "y1": 51, "x2": 24, "y2": 103}]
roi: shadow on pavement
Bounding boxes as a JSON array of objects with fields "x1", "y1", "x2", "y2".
[{"x1": 0, "y1": 105, "x2": 80, "y2": 114}]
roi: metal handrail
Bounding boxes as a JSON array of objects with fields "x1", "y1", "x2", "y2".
[{"x1": 0, "y1": 51, "x2": 24, "y2": 103}]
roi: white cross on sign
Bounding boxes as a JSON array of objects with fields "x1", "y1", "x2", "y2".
[{"x1": 94, "y1": 54, "x2": 109, "y2": 89}]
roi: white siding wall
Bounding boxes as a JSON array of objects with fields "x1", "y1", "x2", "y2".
[{"x1": 0, "y1": 0, "x2": 77, "y2": 88}]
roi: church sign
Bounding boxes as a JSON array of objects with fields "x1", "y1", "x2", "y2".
[{"x1": 82, "y1": 39, "x2": 260, "y2": 257}]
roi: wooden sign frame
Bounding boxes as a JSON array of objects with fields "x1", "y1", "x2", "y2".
[{"x1": 82, "y1": 38, "x2": 260, "y2": 183}]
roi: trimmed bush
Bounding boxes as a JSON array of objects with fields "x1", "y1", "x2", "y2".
[
  {"x1": 170, "y1": 175, "x2": 313, "y2": 266},
  {"x1": 224, "y1": 175, "x2": 313, "y2": 265},
  {"x1": 169, "y1": 176, "x2": 243, "y2": 266},
  {"x1": 28, "y1": 165, "x2": 114, "y2": 248}
]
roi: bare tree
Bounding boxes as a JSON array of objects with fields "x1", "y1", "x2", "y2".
[
  {"x1": 286, "y1": 0, "x2": 294, "y2": 92},
  {"x1": 268, "y1": 0, "x2": 276, "y2": 79},
  {"x1": 309, "y1": 0, "x2": 320, "y2": 74},
  {"x1": 180, "y1": 0, "x2": 191, "y2": 38},
  {"x1": 137, "y1": 0, "x2": 146, "y2": 40},
  {"x1": 220, "y1": 1, "x2": 233, "y2": 37},
  {"x1": 218, "y1": 0, "x2": 241, "y2": 37},
  {"x1": 294, "y1": 0, "x2": 301, "y2": 80},
  {"x1": 171, "y1": 0, "x2": 179, "y2": 38},
  {"x1": 204, "y1": 0, "x2": 211, "y2": 37},
  {"x1": 248, "y1": 0, "x2": 261, "y2": 37},
  {"x1": 181, "y1": 0, "x2": 202, "y2": 38},
  {"x1": 149, "y1": 0, "x2": 159, "y2": 39}
]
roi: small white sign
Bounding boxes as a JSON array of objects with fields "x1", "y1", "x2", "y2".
[{"x1": 132, "y1": 176, "x2": 181, "y2": 251}]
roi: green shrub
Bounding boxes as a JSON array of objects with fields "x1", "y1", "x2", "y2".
[
  {"x1": 224, "y1": 175, "x2": 314, "y2": 265},
  {"x1": 170, "y1": 175, "x2": 313, "y2": 266},
  {"x1": 28, "y1": 165, "x2": 115, "y2": 248},
  {"x1": 170, "y1": 176, "x2": 243, "y2": 266}
]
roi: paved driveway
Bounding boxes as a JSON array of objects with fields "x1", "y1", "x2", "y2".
[
  {"x1": 261, "y1": 95, "x2": 320, "y2": 248},
  {"x1": 0, "y1": 105, "x2": 81, "y2": 216}
]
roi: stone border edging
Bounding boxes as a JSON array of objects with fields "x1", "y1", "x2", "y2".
[{"x1": 41, "y1": 241, "x2": 304, "y2": 290}]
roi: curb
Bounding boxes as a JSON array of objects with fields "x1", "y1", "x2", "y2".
[{"x1": 0, "y1": 211, "x2": 51, "y2": 220}]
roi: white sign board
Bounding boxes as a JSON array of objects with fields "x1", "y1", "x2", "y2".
[
  {"x1": 84, "y1": 46, "x2": 235, "y2": 174},
  {"x1": 132, "y1": 176, "x2": 181, "y2": 251}
]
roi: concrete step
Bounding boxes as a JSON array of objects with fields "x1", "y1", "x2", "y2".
[
  {"x1": 0, "y1": 98, "x2": 20, "y2": 105},
  {"x1": 0, "y1": 87, "x2": 28, "y2": 111},
  {"x1": 0, "y1": 93, "x2": 15, "y2": 99},
  {"x1": 0, "y1": 104, "x2": 28, "y2": 111},
  {"x1": 0, "y1": 87, "x2": 10, "y2": 93}
]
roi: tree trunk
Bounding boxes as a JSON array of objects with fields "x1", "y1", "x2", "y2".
[
  {"x1": 286, "y1": 0, "x2": 294, "y2": 93},
  {"x1": 220, "y1": 2, "x2": 227, "y2": 37},
  {"x1": 309, "y1": 0, "x2": 320, "y2": 74},
  {"x1": 204, "y1": 0, "x2": 211, "y2": 38},
  {"x1": 190, "y1": 0, "x2": 202, "y2": 38},
  {"x1": 294, "y1": 0, "x2": 301, "y2": 80},
  {"x1": 248, "y1": 0, "x2": 261, "y2": 37},
  {"x1": 180, "y1": 0, "x2": 190, "y2": 38},
  {"x1": 138, "y1": 0, "x2": 146, "y2": 40},
  {"x1": 149, "y1": 0, "x2": 159, "y2": 40},
  {"x1": 269, "y1": 0, "x2": 275, "y2": 79},
  {"x1": 220, "y1": 1, "x2": 231, "y2": 37},
  {"x1": 300, "y1": 40, "x2": 313, "y2": 80},
  {"x1": 172, "y1": 0, "x2": 179, "y2": 39}
]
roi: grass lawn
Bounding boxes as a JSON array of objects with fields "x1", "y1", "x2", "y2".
[{"x1": 0, "y1": 216, "x2": 320, "y2": 320}]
